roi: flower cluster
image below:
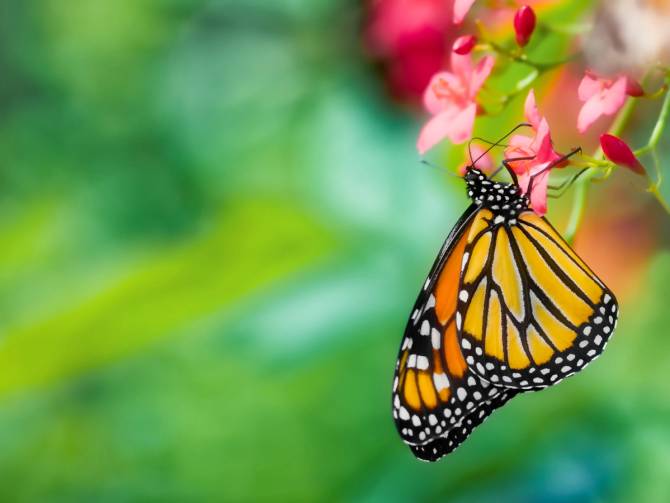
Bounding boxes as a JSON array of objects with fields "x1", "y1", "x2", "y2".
[{"x1": 403, "y1": 0, "x2": 669, "y2": 220}]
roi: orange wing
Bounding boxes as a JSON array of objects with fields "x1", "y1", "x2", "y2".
[{"x1": 392, "y1": 206, "x2": 521, "y2": 460}]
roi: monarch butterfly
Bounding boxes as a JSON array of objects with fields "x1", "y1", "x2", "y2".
[{"x1": 391, "y1": 153, "x2": 618, "y2": 462}]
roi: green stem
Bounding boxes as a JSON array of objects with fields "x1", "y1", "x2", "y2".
[
  {"x1": 635, "y1": 88, "x2": 669, "y2": 155},
  {"x1": 563, "y1": 97, "x2": 638, "y2": 244},
  {"x1": 563, "y1": 170, "x2": 594, "y2": 244},
  {"x1": 485, "y1": 39, "x2": 566, "y2": 72},
  {"x1": 647, "y1": 84, "x2": 670, "y2": 149}
]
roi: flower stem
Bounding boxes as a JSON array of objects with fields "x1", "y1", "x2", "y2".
[
  {"x1": 563, "y1": 97, "x2": 638, "y2": 244},
  {"x1": 647, "y1": 83, "x2": 670, "y2": 150}
]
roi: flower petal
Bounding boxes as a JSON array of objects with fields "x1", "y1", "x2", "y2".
[
  {"x1": 423, "y1": 71, "x2": 456, "y2": 115},
  {"x1": 445, "y1": 102, "x2": 477, "y2": 144},
  {"x1": 577, "y1": 94, "x2": 605, "y2": 133},
  {"x1": 468, "y1": 55, "x2": 495, "y2": 97},
  {"x1": 523, "y1": 89, "x2": 542, "y2": 129},
  {"x1": 417, "y1": 107, "x2": 459, "y2": 154},
  {"x1": 578, "y1": 72, "x2": 601, "y2": 101},
  {"x1": 453, "y1": 0, "x2": 476, "y2": 24},
  {"x1": 599, "y1": 76, "x2": 628, "y2": 115},
  {"x1": 533, "y1": 118, "x2": 560, "y2": 164},
  {"x1": 508, "y1": 134, "x2": 533, "y2": 151},
  {"x1": 527, "y1": 168, "x2": 550, "y2": 215},
  {"x1": 450, "y1": 51, "x2": 473, "y2": 83}
]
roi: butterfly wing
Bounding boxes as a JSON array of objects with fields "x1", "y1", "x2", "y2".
[
  {"x1": 409, "y1": 388, "x2": 517, "y2": 461},
  {"x1": 392, "y1": 205, "x2": 520, "y2": 459},
  {"x1": 456, "y1": 210, "x2": 618, "y2": 389}
]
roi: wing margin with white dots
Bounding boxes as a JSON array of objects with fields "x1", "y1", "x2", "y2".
[{"x1": 409, "y1": 388, "x2": 520, "y2": 462}]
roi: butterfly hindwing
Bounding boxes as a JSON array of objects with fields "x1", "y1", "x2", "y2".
[
  {"x1": 409, "y1": 388, "x2": 520, "y2": 461},
  {"x1": 456, "y1": 210, "x2": 618, "y2": 389}
]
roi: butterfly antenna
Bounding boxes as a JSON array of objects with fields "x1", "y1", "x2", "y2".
[
  {"x1": 470, "y1": 137, "x2": 511, "y2": 148},
  {"x1": 420, "y1": 159, "x2": 461, "y2": 178},
  {"x1": 467, "y1": 123, "x2": 532, "y2": 170}
]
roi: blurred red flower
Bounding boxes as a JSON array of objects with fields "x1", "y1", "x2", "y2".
[
  {"x1": 417, "y1": 49, "x2": 495, "y2": 153},
  {"x1": 505, "y1": 90, "x2": 564, "y2": 215},
  {"x1": 365, "y1": 0, "x2": 454, "y2": 102}
]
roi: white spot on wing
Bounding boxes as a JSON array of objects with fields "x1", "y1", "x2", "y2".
[
  {"x1": 433, "y1": 372, "x2": 449, "y2": 391},
  {"x1": 420, "y1": 320, "x2": 430, "y2": 336},
  {"x1": 407, "y1": 354, "x2": 417, "y2": 368},
  {"x1": 461, "y1": 252, "x2": 470, "y2": 271},
  {"x1": 431, "y1": 328, "x2": 441, "y2": 349}
]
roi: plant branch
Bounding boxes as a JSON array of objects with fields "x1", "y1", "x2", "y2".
[{"x1": 563, "y1": 97, "x2": 638, "y2": 244}]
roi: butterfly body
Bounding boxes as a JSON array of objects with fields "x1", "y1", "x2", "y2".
[{"x1": 392, "y1": 167, "x2": 617, "y2": 461}]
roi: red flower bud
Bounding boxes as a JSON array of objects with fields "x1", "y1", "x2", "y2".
[
  {"x1": 513, "y1": 5, "x2": 536, "y2": 47},
  {"x1": 600, "y1": 134, "x2": 645, "y2": 175},
  {"x1": 453, "y1": 35, "x2": 477, "y2": 55},
  {"x1": 625, "y1": 78, "x2": 644, "y2": 97}
]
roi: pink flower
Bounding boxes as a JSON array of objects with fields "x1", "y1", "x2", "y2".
[
  {"x1": 417, "y1": 50, "x2": 495, "y2": 153},
  {"x1": 458, "y1": 143, "x2": 495, "y2": 175},
  {"x1": 600, "y1": 134, "x2": 645, "y2": 175},
  {"x1": 577, "y1": 71, "x2": 642, "y2": 133},
  {"x1": 505, "y1": 90, "x2": 564, "y2": 215},
  {"x1": 453, "y1": 0, "x2": 476, "y2": 24},
  {"x1": 513, "y1": 5, "x2": 536, "y2": 47},
  {"x1": 453, "y1": 34, "x2": 476, "y2": 55}
]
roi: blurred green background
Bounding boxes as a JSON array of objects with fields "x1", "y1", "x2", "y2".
[{"x1": 1, "y1": 1, "x2": 669, "y2": 502}]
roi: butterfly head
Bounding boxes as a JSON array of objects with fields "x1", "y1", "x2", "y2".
[{"x1": 464, "y1": 168, "x2": 529, "y2": 220}]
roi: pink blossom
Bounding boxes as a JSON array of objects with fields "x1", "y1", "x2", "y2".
[
  {"x1": 577, "y1": 71, "x2": 642, "y2": 133},
  {"x1": 505, "y1": 90, "x2": 564, "y2": 215},
  {"x1": 453, "y1": 0, "x2": 476, "y2": 24},
  {"x1": 458, "y1": 143, "x2": 495, "y2": 175},
  {"x1": 600, "y1": 134, "x2": 645, "y2": 175},
  {"x1": 417, "y1": 50, "x2": 495, "y2": 153}
]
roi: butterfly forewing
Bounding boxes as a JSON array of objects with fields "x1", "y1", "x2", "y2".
[{"x1": 456, "y1": 210, "x2": 618, "y2": 389}]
